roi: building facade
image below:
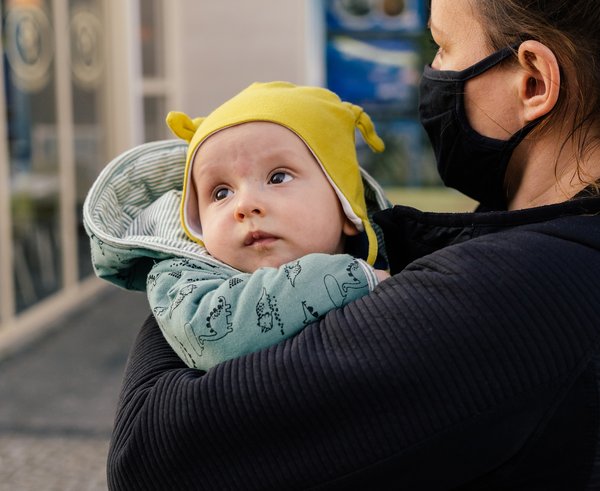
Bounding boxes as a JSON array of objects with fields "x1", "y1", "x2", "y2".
[
  {"x1": 0, "y1": 0, "x2": 318, "y2": 343},
  {"x1": 0, "y1": 0, "x2": 438, "y2": 349}
]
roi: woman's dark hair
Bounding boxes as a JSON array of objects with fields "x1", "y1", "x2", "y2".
[{"x1": 475, "y1": 0, "x2": 600, "y2": 190}]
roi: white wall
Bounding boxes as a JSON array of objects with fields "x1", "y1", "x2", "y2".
[
  {"x1": 106, "y1": 0, "x2": 144, "y2": 154},
  {"x1": 173, "y1": 0, "x2": 318, "y2": 116}
]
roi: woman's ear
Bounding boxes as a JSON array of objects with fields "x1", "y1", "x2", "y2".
[{"x1": 517, "y1": 40, "x2": 561, "y2": 122}]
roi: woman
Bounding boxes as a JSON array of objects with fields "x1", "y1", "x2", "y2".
[{"x1": 106, "y1": 0, "x2": 600, "y2": 489}]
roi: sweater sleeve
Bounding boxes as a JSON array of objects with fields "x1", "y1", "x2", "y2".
[
  {"x1": 147, "y1": 253, "x2": 377, "y2": 371},
  {"x1": 108, "y1": 233, "x2": 600, "y2": 490}
]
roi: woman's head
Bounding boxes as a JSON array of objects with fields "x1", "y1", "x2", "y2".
[
  {"x1": 425, "y1": 0, "x2": 600, "y2": 207},
  {"x1": 473, "y1": 0, "x2": 600, "y2": 189}
]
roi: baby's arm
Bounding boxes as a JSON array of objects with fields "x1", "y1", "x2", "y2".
[{"x1": 147, "y1": 253, "x2": 379, "y2": 371}]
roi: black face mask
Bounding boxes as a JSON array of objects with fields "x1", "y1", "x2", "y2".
[{"x1": 419, "y1": 45, "x2": 538, "y2": 209}]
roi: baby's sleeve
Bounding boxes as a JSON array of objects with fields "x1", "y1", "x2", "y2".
[{"x1": 147, "y1": 253, "x2": 378, "y2": 371}]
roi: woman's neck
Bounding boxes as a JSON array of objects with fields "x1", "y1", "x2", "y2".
[{"x1": 505, "y1": 129, "x2": 600, "y2": 210}]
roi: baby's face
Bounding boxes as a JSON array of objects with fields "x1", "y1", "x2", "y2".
[{"x1": 192, "y1": 122, "x2": 357, "y2": 272}]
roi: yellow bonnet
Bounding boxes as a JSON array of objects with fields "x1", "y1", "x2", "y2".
[{"x1": 166, "y1": 81, "x2": 384, "y2": 265}]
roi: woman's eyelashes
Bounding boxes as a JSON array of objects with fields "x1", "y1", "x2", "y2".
[
  {"x1": 429, "y1": 39, "x2": 443, "y2": 58},
  {"x1": 427, "y1": 30, "x2": 444, "y2": 59}
]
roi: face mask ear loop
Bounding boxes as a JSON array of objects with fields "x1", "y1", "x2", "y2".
[{"x1": 424, "y1": 43, "x2": 521, "y2": 82}]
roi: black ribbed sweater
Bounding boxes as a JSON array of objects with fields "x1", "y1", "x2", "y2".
[{"x1": 107, "y1": 196, "x2": 600, "y2": 490}]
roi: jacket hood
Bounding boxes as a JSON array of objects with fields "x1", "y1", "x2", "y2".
[{"x1": 83, "y1": 139, "x2": 390, "y2": 291}]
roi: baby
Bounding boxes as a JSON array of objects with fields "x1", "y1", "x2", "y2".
[{"x1": 148, "y1": 82, "x2": 389, "y2": 370}]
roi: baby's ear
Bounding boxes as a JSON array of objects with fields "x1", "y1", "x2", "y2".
[{"x1": 166, "y1": 111, "x2": 205, "y2": 142}]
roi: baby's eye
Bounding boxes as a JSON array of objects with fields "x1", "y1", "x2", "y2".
[
  {"x1": 213, "y1": 187, "x2": 233, "y2": 201},
  {"x1": 269, "y1": 171, "x2": 293, "y2": 185}
]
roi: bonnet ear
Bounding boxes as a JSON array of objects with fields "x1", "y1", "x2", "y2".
[
  {"x1": 166, "y1": 111, "x2": 205, "y2": 143},
  {"x1": 344, "y1": 102, "x2": 385, "y2": 153}
]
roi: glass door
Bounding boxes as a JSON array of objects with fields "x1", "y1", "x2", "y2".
[
  {"x1": 69, "y1": 0, "x2": 107, "y2": 279},
  {"x1": 0, "y1": 0, "x2": 110, "y2": 318},
  {"x1": 3, "y1": 0, "x2": 62, "y2": 312}
]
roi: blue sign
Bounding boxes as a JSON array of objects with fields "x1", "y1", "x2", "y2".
[
  {"x1": 326, "y1": 0, "x2": 426, "y2": 34},
  {"x1": 327, "y1": 36, "x2": 420, "y2": 115}
]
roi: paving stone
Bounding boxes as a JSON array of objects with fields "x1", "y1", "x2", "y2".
[
  {"x1": 0, "y1": 287, "x2": 149, "y2": 491},
  {"x1": 0, "y1": 435, "x2": 108, "y2": 490}
]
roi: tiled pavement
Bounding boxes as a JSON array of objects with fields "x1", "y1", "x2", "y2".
[{"x1": 0, "y1": 287, "x2": 149, "y2": 491}]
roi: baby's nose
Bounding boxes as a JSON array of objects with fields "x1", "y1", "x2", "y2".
[{"x1": 234, "y1": 192, "x2": 265, "y2": 221}]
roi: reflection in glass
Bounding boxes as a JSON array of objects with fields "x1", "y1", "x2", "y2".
[
  {"x1": 69, "y1": 0, "x2": 107, "y2": 279},
  {"x1": 4, "y1": 1, "x2": 62, "y2": 311}
]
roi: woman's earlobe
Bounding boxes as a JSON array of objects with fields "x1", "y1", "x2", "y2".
[{"x1": 518, "y1": 41, "x2": 560, "y2": 122}]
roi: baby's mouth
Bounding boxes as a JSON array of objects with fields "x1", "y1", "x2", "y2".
[{"x1": 244, "y1": 231, "x2": 278, "y2": 247}]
